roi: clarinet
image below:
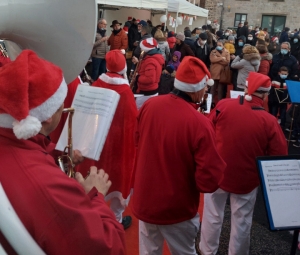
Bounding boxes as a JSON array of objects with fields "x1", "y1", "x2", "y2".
[{"x1": 130, "y1": 51, "x2": 145, "y2": 92}]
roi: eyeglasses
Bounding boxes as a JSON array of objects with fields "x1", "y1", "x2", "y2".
[{"x1": 101, "y1": 23, "x2": 107, "y2": 25}]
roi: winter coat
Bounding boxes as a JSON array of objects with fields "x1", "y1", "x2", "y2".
[
  {"x1": 128, "y1": 24, "x2": 140, "y2": 50},
  {"x1": 268, "y1": 41, "x2": 281, "y2": 56},
  {"x1": 184, "y1": 38, "x2": 195, "y2": 51},
  {"x1": 235, "y1": 36, "x2": 246, "y2": 56},
  {"x1": 156, "y1": 39, "x2": 170, "y2": 61},
  {"x1": 193, "y1": 41, "x2": 211, "y2": 69},
  {"x1": 237, "y1": 25, "x2": 249, "y2": 38},
  {"x1": 290, "y1": 40, "x2": 300, "y2": 62},
  {"x1": 167, "y1": 51, "x2": 181, "y2": 70},
  {"x1": 231, "y1": 52, "x2": 261, "y2": 88},
  {"x1": 206, "y1": 31, "x2": 217, "y2": 49},
  {"x1": 158, "y1": 73, "x2": 175, "y2": 95},
  {"x1": 137, "y1": 50, "x2": 165, "y2": 93},
  {"x1": 167, "y1": 37, "x2": 176, "y2": 49},
  {"x1": 174, "y1": 42, "x2": 195, "y2": 61},
  {"x1": 258, "y1": 53, "x2": 272, "y2": 75},
  {"x1": 108, "y1": 29, "x2": 128, "y2": 51},
  {"x1": 91, "y1": 32, "x2": 109, "y2": 59},
  {"x1": 224, "y1": 42, "x2": 235, "y2": 54},
  {"x1": 209, "y1": 48, "x2": 230, "y2": 80},
  {"x1": 279, "y1": 31, "x2": 289, "y2": 44},
  {"x1": 269, "y1": 52, "x2": 299, "y2": 80}
]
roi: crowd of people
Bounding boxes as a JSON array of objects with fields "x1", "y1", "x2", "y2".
[{"x1": 0, "y1": 15, "x2": 298, "y2": 255}]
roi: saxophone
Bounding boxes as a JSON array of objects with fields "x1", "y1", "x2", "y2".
[{"x1": 129, "y1": 51, "x2": 145, "y2": 92}]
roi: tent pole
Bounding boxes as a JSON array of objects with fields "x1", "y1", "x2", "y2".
[
  {"x1": 164, "y1": 9, "x2": 168, "y2": 31},
  {"x1": 175, "y1": 11, "x2": 179, "y2": 33}
]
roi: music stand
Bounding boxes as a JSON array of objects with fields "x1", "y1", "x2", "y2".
[{"x1": 285, "y1": 80, "x2": 300, "y2": 147}]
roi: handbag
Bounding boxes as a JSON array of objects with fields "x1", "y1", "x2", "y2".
[{"x1": 219, "y1": 65, "x2": 232, "y2": 84}]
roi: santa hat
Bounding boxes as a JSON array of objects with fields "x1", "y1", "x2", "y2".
[
  {"x1": 0, "y1": 50, "x2": 67, "y2": 139},
  {"x1": 174, "y1": 56, "x2": 214, "y2": 92},
  {"x1": 128, "y1": 16, "x2": 133, "y2": 21},
  {"x1": 271, "y1": 36, "x2": 278, "y2": 42},
  {"x1": 105, "y1": 50, "x2": 127, "y2": 75},
  {"x1": 140, "y1": 38, "x2": 158, "y2": 52},
  {"x1": 123, "y1": 26, "x2": 129, "y2": 34},
  {"x1": 245, "y1": 72, "x2": 271, "y2": 101}
]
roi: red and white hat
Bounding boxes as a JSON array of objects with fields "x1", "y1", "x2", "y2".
[
  {"x1": 245, "y1": 72, "x2": 271, "y2": 101},
  {"x1": 271, "y1": 36, "x2": 278, "y2": 42},
  {"x1": 174, "y1": 56, "x2": 214, "y2": 92},
  {"x1": 140, "y1": 38, "x2": 158, "y2": 52},
  {"x1": 105, "y1": 50, "x2": 127, "y2": 75},
  {"x1": 0, "y1": 50, "x2": 67, "y2": 139},
  {"x1": 128, "y1": 16, "x2": 133, "y2": 21},
  {"x1": 123, "y1": 26, "x2": 129, "y2": 34}
]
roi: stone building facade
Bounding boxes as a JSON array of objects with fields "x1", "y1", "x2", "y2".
[{"x1": 199, "y1": 0, "x2": 300, "y2": 35}]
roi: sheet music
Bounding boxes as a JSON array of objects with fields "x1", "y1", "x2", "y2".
[
  {"x1": 260, "y1": 160, "x2": 300, "y2": 228},
  {"x1": 230, "y1": 90, "x2": 245, "y2": 98},
  {"x1": 56, "y1": 85, "x2": 120, "y2": 160},
  {"x1": 204, "y1": 93, "x2": 212, "y2": 114}
]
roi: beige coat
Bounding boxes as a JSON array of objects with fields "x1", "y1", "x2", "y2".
[
  {"x1": 91, "y1": 32, "x2": 109, "y2": 59},
  {"x1": 209, "y1": 48, "x2": 230, "y2": 80}
]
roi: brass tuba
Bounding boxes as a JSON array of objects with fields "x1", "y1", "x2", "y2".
[{"x1": 0, "y1": 0, "x2": 97, "y2": 176}]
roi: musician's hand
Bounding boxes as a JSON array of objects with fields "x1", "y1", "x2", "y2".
[
  {"x1": 132, "y1": 56, "x2": 139, "y2": 64},
  {"x1": 75, "y1": 166, "x2": 112, "y2": 196},
  {"x1": 73, "y1": 150, "x2": 84, "y2": 165}
]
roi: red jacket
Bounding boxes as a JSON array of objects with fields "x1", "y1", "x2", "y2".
[
  {"x1": 137, "y1": 52, "x2": 165, "y2": 93},
  {"x1": 208, "y1": 96, "x2": 288, "y2": 194},
  {"x1": 108, "y1": 29, "x2": 128, "y2": 51},
  {"x1": 132, "y1": 94, "x2": 226, "y2": 225},
  {"x1": 258, "y1": 52, "x2": 272, "y2": 75},
  {"x1": 0, "y1": 128, "x2": 125, "y2": 255},
  {"x1": 77, "y1": 73, "x2": 138, "y2": 199}
]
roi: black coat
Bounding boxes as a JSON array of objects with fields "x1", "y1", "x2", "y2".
[
  {"x1": 193, "y1": 41, "x2": 211, "y2": 68},
  {"x1": 237, "y1": 26, "x2": 249, "y2": 38},
  {"x1": 184, "y1": 38, "x2": 195, "y2": 52},
  {"x1": 269, "y1": 53, "x2": 299, "y2": 80},
  {"x1": 128, "y1": 24, "x2": 140, "y2": 50},
  {"x1": 290, "y1": 40, "x2": 300, "y2": 62}
]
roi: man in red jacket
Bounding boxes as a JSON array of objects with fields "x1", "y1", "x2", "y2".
[
  {"x1": 133, "y1": 38, "x2": 165, "y2": 109},
  {"x1": 0, "y1": 50, "x2": 125, "y2": 255},
  {"x1": 77, "y1": 50, "x2": 138, "y2": 230},
  {"x1": 132, "y1": 56, "x2": 225, "y2": 254},
  {"x1": 200, "y1": 72, "x2": 288, "y2": 255}
]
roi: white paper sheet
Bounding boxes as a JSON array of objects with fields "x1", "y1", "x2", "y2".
[
  {"x1": 260, "y1": 160, "x2": 300, "y2": 228},
  {"x1": 56, "y1": 85, "x2": 120, "y2": 160},
  {"x1": 204, "y1": 93, "x2": 212, "y2": 114},
  {"x1": 230, "y1": 90, "x2": 245, "y2": 98}
]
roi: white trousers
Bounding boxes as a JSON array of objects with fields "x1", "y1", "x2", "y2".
[
  {"x1": 135, "y1": 93, "x2": 158, "y2": 110},
  {"x1": 200, "y1": 188, "x2": 258, "y2": 255},
  {"x1": 139, "y1": 214, "x2": 200, "y2": 255}
]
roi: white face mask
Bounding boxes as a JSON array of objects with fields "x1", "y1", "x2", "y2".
[
  {"x1": 248, "y1": 37, "x2": 253, "y2": 40},
  {"x1": 200, "y1": 40, "x2": 207, "y2": 45},
  {"x1": 225, "y1": 33, "x2": 229, "y2": 36}
]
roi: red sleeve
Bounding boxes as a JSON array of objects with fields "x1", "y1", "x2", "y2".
[
  {"x1": 121, "y1": 33, "x2": 128, "y2": 50},
  {"x1": 266, "y1": 121, "x2": 288, "y2": 155},
  {"x1": 41, "y1": 175, "x2": 126, "y2": 255},
  {"x1": 194, "y1": 118, "x2": 226, "y2": 193},
  {"x1": 258, "y1": 60, "x2": 270, "y2": 75}
]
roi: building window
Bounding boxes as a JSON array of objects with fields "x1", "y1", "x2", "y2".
[
  {"x1": 234, "y1": 14, "x2": 247, "y2": 27},
  {"x1": 269, "y1": 0, "x2": 284, "y2": 2},
  {"x1": 261, "y1": 15, "x2": 286, "y2": 35}
]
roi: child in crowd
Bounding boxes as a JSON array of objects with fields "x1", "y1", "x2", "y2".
[
  {"x1": 268, "y1": 66, "x2": 290, "y2": 129},
  {"x1": 167, "y1": 51, "x2": 181, "y2": 71},
  {"x1": 224, "y1": 35, "x2": 236, "y2": 56}
]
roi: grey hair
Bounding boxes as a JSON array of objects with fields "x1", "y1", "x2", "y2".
[
  {"x1": 282, "y1": 41, "x2": 291, "y2": 49},
  {"x1": 98, "y1": 18, "x2": 105, "y2": 24}
]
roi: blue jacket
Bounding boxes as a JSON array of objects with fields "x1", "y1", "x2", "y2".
[{"x1": 279, "y1": 31, "x2": 289, "y2": 44}]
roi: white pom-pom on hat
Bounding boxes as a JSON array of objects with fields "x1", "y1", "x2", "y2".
[
  {"x1": 245, "y1": 95, "x2": 252, "y2": 101},
  {"x1": 207, "y1": 78, "x2": 214, "y2": 86},
  {"x1": 120, "y1": 49, "x2": 126, "y2": 55},
  {"x1": 13, "y1": 116, "x2": 42, "y2": 140}
]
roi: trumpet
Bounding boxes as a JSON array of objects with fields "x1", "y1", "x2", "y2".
[
  {"x1": 0, "y1": 44, "x2": 8, "y2": 58},
  {"x1": 57, "y1": 108, "x2": 75, "y2": 178}
]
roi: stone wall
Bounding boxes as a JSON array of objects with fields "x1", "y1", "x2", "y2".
[{"x1": 204, "y1": 0, "x2": 300, "y2": 31}]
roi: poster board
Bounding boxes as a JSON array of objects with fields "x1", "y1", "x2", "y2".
[{"x1": 256, "y1": 155, "x2": 300, "y2": 231}]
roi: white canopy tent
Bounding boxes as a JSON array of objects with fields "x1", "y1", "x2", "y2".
[
  {"x1": 168, "y1": 0, "x2": 208, "y2": 18},
  {"x1": 96, "y1": 0, "x2": 168, "y2": 10}
]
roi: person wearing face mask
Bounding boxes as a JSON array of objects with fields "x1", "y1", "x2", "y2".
[
  {"x1": 269, "y1": 42, "x2": 298, "y2": 80},
  {"x1": 194, "y1": 32, "x2": 211, "y2": 69},
  {"x1": 246, "y1": 34, "x2": 255, "y2": 46},
  {"x1": 209, "y1": 40, "x2": 230, "y2": 106},
  {"x1": 290, "y1": 34, "x2": 300, "y2": 62},
  {"x1": 268, "y1": 66, "x2": 290, "y2": 130}
]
